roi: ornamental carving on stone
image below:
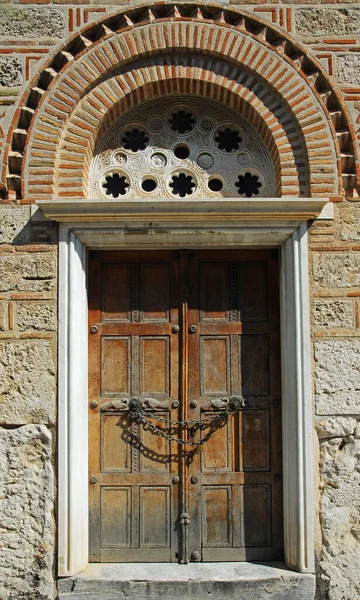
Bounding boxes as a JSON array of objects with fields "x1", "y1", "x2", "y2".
[{"x1": 90, "y1": 97, "x2": 275, "y2": 199}]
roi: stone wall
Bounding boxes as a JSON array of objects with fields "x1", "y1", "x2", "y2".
[
  {"x1": 0, "y1": 2, "x2": 359, "y2": 600},
  {"x1": 309, "y1": 204, "x2": 360, "y2": 600},
  {"x1": 0, "y1": 205, "x2": 57, "y2": 599}
]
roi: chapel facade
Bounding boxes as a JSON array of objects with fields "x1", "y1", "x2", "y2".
[{"x1": 0, "y1": 2, "x2": 359, "y2": 599}]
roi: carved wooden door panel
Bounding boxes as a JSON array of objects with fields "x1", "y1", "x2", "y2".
[
  {"x1": 187, "y1": 250, "x2": 283, "y2": 562},
  {"x1": 88, "y1": 251, "x2": 181, "y2": 562},
  {"x1": 88, "y1": 250, "x2": 283, "y2": 563}
]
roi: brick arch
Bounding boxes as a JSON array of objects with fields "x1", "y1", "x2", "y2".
[
  {"x1": 26, "y1": 23, "x2": 335, "y2": 200},
  {"x1": 57, "y1": 57, "x2": 307, "y2": 199},
  {"x1": 4, "y1": 4, "x2": 355, "y2": 200}
]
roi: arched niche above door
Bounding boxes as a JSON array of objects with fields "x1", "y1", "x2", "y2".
[{"x1": 90, "y1": 97, "x2": 277, "y2": 200}]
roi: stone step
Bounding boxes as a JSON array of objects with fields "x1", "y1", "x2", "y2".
[{"x1": 57, "y1": 562, "x2": 315, "y2": 600}]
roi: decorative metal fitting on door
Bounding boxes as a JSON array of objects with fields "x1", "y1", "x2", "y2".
[
  {"x1": 180, "y1": 513, "x2": 190, "y2": 526},
  {"x1": 203, "y1": 396, "x2": 246, "y2": 411},
  {"x1": 127, "y1": 395, "x2": 245, "y2": 447},
  {"x1": 228, "y1": 396, "x2": 246, "y2": 412}
]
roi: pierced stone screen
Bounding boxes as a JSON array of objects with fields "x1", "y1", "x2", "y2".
[{"x1": 90, "y1": 97, "x2": 275, "y2": 199}]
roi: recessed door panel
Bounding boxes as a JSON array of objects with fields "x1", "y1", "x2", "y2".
[
  {"x1": 140, "y1": 487, "x2": 171, "y2": 548},
  {"x1": 101, "y1": 263, "x2": 131, "y2": 322},
  {"x1": 140, "y1": 337, "x2": 169, "y2": 396},
  {"x1": 201, "y1": 336, "x2": 230, "y2": 396},
  {"x1": 140, "y1": 263, "x2": 169, "y2": 322},
  {"x1": 242, "y1": 485, "x2": 271, "y2": 547},
  {"x1": 200, "y1": 263, "x2": 229, "y2": 322},
  {"x1": 241, "y1": 334, "x2": 269, "y2": 396},
  {"x1": 242, "y1": 411, "x2": 270, "y2": 471},
  {"x1": 101, "y1": 413, "x2": 131, "y2": 472},
  {"x1": 202, "y1": 486, "x2": 232, "y2": 547},
  {"x1": 140, "y1": 413, "x2": 171, "y2": 473},
  {"x1": 101, "y1": 487, "x2": 131, "y2": 548},
  {"x1": 101, "y1": 337, "x2": 131, "y2": 396},
  {"x1": 201, "y1": 417, "x2": 232, "y2": 472},
  {"x1": 239, "y1": 262, "x2": 268, "y2": 322}
]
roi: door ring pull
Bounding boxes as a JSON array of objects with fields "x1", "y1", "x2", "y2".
[{"x1": 189, "y1": 325, "x2": 197, "y2": 334}]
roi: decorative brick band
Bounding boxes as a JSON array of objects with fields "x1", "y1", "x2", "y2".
[{"x1": 3, "y1": 2, "x2": 356, "y2": 201}]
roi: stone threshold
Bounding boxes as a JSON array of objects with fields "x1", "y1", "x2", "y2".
[{"x1": 57, "y1": 562, "x2": 315, "y2": 600}]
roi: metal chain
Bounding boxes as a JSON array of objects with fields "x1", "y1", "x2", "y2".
[{"x1": 128, "y1": 398, "x2": 243, "y2": 447}]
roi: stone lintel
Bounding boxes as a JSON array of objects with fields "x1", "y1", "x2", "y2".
[{"x1": 37, "y1": 198, "x2": 328, "y2": 224}]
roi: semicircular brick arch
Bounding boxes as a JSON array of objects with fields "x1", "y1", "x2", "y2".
[
  {"x1": 4, "y1": 2, "x2": 357, "y2": 200},
  {"x1": 57, "y1": 56, "x2": 306, "y2": 199}
]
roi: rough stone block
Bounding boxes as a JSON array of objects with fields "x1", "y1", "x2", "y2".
[
  {"x1": 312, "y1": 253, "x2": 360, "y2": 289},
  {"x1": 313, "y1": 299, "x2": 353, "y2": 329},
  {"x1": 0, "y1": 7, "x2": 65, "y2": 39},
  {"x1": 0, "y1": 205, "x2": 31, "y2": 244},
  {"x1": 295, "y1": 8, "x2": 360, "y2": 37},
  {"x1": 17, "y1": 300, "x2": 56, "y2": 332},
  {"x1": 0, "y1": 340, "x2": 56, "y2": 424},
  {"x1": 319, "y1": 424, "x2": 360, "y2": 600},
  {"x1": 0, "y1": 56, "x2": 22, "y2": 88},
  {"x1": 337, "y1": 55, "x2": 360, "y2": 86},
  {"x1": 315, "y1": 340, "x2": 360, "y2": 414},
  {"x1": 0, "y1": 250, "x2": 56, "y2": 293},
  {"x1": 338, "y1": 203, "x2": 360, "y2": 241},
  {"x1": 316, "y1": 415, "x2": 359, "y2": 440},
  {"x1": 0, "y1": 425, "x2": 54, "y2": 600},
  {"x1": 0, "y1": 301, "x2": 7, "y2": 331}
]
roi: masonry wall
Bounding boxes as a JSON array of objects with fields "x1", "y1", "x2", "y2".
[
  {"x1": 0, "y1": 2, "x2": 359, "y2": 599},
  {"x1": 0, "y1": 206, "x2": 57, "y2": 599}
]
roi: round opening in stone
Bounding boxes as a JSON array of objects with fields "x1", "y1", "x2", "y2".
[
  {"x1": 169, "y1": 110, "x2": 195, "y2": 134},
  {"x1": 208, "y1": 178, "x2": 223, "y2": 192},
  {"x1": 103, "y1": 173, "x2": 129, "y2": 198},
  {"x1": 169, "y1": 172, "x2": 196, "y2": 197},
  {"x1": 235, "y1": 172, "x2": 262, "y2": 197},
  {"x1": 141, "y1": 178, "x2": 157, "y2": 192},
  {"x1": 215, "y1": 127, "x2": 242, "y2": 152},
  {"x1": 121, "y1": 128, "x2": 149, "y2": 152},
  {"x1": 174, "y1": 144, "x2": 190, "y2": 160}
]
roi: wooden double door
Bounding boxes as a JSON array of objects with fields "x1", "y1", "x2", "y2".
[{"x1": 88, "y1": 250, "x2": 283, "y2": 563}]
